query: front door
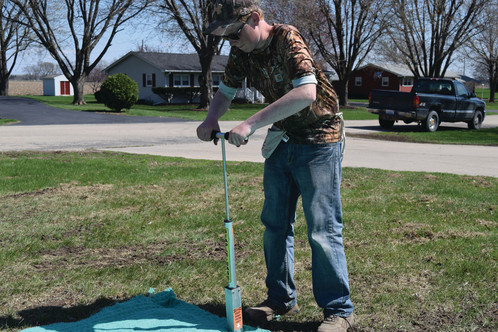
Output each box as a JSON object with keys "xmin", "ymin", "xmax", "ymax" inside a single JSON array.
[{"xmin": 60, "ymin": 81, "xmax": 70, "ymax": 95}]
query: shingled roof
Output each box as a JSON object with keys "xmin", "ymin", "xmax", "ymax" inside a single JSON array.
[
  {"xmin": 106, "ymin": 52, "xmax": 229, "ymax": 73},
  {"xmin": 356, "ymin": 63, "xmax": 459, "ymax": 79}
]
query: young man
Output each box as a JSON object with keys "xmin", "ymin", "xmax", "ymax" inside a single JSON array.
[{"xmin": 198, "ymin": 1, "xmax": 354, "ymax": 331}]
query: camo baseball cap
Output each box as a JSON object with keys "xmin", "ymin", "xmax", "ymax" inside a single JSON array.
[{"xmin": 204, "ymin": 0, "xmax": 261, "ymax": 36}]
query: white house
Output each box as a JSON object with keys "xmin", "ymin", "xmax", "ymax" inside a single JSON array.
[
  {"xmin": 43, "ymin": 75, "xmax": 73, "ymax": 96},
  {"xmin": 104, "ymin": 52, "xmax": 228, "ymax": 104},
  {"xmin": 104, "ymin": 52, "xmax": 264, "ymax": 104}
]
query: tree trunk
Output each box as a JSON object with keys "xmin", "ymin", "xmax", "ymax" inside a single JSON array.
[
  {"xmin": 0, "ymin": 54, "xmax": 9, "ymax": 96},
  {"xmin": 336, "ymin": 79, "xmax": 348, "ymax": 107},
  {"xmin": 490, "ymin": 64, "xmax": 497, "ymax": 103},
  {"xmin": 489, "ymin": 80, "xmax": 496, "ymax": 103},
  {"xmin": 0, "ymin": 76, "xmax": 8, "ymax": 96},
  {"xmin": 197, "ymin": 51, "xmax": 214, "ymax": 110},
  {"xmin": 71, "ymin": 75, "xmax": 87, "ymax": 105}
]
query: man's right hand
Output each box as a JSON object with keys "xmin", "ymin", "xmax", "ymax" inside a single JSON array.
[{"xmin": 196, "ymin": 119, "xmax": 221, "ymax": 144}]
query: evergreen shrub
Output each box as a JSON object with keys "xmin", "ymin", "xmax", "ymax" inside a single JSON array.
[{"xmin": 99, "ymin": 74, "xmax": 138, "ymax": 112}]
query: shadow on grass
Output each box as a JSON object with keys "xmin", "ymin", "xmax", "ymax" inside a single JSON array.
[{"xmin": 0, "ymin": 297, "xmax": 120, "ymax": 330}]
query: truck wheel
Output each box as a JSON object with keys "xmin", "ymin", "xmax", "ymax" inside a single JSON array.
[
  {"xmin": 468, "ymin": 110, "xmax": 483, "ymax": 130},
  {"xmin": 423, "ymin": 111, "xmax": 439, "ymax": 132},
  {"xmin": 379, "ymin": 118, "xmax": 395, "ymax": 129}
]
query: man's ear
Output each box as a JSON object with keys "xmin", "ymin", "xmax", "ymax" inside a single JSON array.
[{"xmin": 250, "ymin": 11, "xmax": 261, "ymax": 25}]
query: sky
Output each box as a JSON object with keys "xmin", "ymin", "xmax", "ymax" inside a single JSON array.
[{"xmin": 12, "ymin": 23, "xmax": 199, "ymax": 76}]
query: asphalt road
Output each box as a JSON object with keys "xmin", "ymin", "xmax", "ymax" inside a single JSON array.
[
  {"xmin": 0, "ymin": 96, "xmax": 186, "ymax": 125},
  {"xmin": 1, "ymin": 96, "xmax": 497, "ymax": 177}
]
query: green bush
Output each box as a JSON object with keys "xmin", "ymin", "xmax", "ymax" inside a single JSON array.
[
  {"xmin": 94, "ymin": 89, "xmax": 104, "ymax": 103},
  {"xmin": 99, "ymin": 74, "xmax": 138, "ymax": 112}
]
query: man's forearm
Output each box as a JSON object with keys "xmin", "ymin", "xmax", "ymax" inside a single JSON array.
[
  {"xmin": 197, "ymin": 90, "xmax": 233, "ymax": 142},
  {"xmin": 206, "ymin": 90, "xmax": 232, "ymax": 121},
  {"xmin": 245, "ymin": 83, "xmax": 316, "ymax": 132}
]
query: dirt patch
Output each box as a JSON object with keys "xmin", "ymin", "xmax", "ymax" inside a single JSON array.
[
  {"xmin": 3, "ymin": 186, "xmax": 60, "ymax": 199},
  {"xmin": 1, "ymin": 182, "xmax": 114, "ymax": 200},
  {"xmin": 462, "ymin": 176, "xmax": 495, "ymax": 188},
  {"xmin": 32, "ymin": 238, "xmax": 245, "ymax": 272},
  {"xmin": 412, "ymin": 304, "xmax": 498, "ymax": 331},
  {"xmin": 393, "ymin": 222, "xmax": 489, "ymax": 245}
]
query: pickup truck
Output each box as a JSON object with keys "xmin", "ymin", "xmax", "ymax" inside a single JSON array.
[{"xmin": 367, "ymin": 78, "xmax": 486, "ymax": 132}]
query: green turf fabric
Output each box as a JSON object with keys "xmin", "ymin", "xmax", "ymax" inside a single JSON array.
[{"xmin": 23, "ymin": 288, "xmax": 267, "ymax": 332}]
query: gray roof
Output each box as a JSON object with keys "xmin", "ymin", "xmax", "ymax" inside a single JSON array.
[{"xmin": 106, "ymin": 52, "xmax": 229, "ymax": 73}]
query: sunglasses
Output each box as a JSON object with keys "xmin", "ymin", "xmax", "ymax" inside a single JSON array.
[{"xmin": 223, "ymin": 22, "xmax": 247, "ymax": 41}]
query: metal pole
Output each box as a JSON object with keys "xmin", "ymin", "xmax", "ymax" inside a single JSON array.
[{"xmin": 215, "ymin": 132, "xmax": 243, "ymax": 332}]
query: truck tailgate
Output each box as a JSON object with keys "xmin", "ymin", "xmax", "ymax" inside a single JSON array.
[{"xmin": 369, "ymin": 90, "xmax": 413, "ymax": 110}]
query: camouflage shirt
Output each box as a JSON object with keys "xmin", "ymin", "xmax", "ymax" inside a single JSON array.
[{"xmin": 223, "ymin": 24, "xmax": 341, "ymax": 144}]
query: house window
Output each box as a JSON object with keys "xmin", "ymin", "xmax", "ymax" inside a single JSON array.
[
  {"xmin": 142, "ymin": 73, "xmax": 156, "ymax": 87},
  {"xmin": 402, "ymin": 77, "xmax": 413, "ymax": 86},
  {"xmin": 382, "ymin": 77, "xmax": 389, "ymax": 87},
  {"xmin": 355, "ymin": 77, "xmax": 362, "ymax": 87},
  {"xmin": 213, "ymin": 74, "xmax": 222, "ymax": 87},
  {"xmin": 174, "ymin": 74, "xmax": 190, "ymax": 87},
  {"xmin": 146, "ymin": 74, "xmax": 153, "ymax": 87}
]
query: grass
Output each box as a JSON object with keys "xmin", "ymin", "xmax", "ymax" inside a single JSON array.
[
  {"xmin": 475, "ymin": 88, "xmax": 498, "ymax": 110},
  {"xmin": 351, "ymin": 127, "xmax": 498, "ymax": 146},
  {"xmin": 0, "ymin": 151, "xmax": 496, "ymax": 331},
  {"xmin": 24, "ymin": 95, "xmax": 377, "ymax": 121},
  {"xmin": 0, "ymin": 119, "xmax": 18, "ymax": 125}
]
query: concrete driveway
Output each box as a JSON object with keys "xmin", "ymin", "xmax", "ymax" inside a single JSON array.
[{"xmin": 1, "ymin": 97, "xmax": 497, "ymax": 177}]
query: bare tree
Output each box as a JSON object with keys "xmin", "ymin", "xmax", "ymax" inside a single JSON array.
[
  {"xmin": 24, "ymin": 61, "xmax": 59, "ymax": 80},
  {"xmin": 87, "ymin": 61, "xmax": 108, "ymax": 94},
  {"xmin": 465, "ymin": 0, "xmax": 497, "ymax": 102},
  {"xmin": 0, "ymin": 0, "xmax": 31, "ymax": 95},
  {"xmin": 264, "ymin": 0, "xmax": 387, "ymax": 106},
  {"xmin": 262, "ymin": 0, "xmax": 329, "ymax": 68},
  {"xmin": 12, "ymin": 0, "xmax": 153, "ymax": 105},
  {"xmin": 158, "ymin": 0, "xmax": 221, "ymax": 109},
  {"xmin": 315, "ymin": 0, "xmax": 387, "ymax": 105},
  {"xmin": 386, "ymin": 0, "xmax": 489, "ymax": 79}
]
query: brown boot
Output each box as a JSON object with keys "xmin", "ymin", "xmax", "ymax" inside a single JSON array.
[
  {"xmin": 317, "ymin": 313, "xmax": 355, "ymax": 332},
  {"xmin": 244, "ymin": 299, "xmax": 300, "ymax": 323}
]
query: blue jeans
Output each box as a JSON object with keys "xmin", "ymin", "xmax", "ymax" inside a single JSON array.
[{"xmin": 261, "ymin": 141, "xmax": 354, "ymax": 317}]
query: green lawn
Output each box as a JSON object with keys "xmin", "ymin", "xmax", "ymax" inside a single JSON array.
[
  {"xmin": 0, "ymin": 119, "xmax": 18, "ymax": 125},
  {"xmin": 475, "ymin": 88, "xmax": 498, "ymax": 110},
  {"xmin": 351, "ymin": 127, "xmax": 498, "ymax": 146},
  {"xmin": 23, "ymin": 95, "xmax": 377, "ymax": 121},
  {"xmin": 0, "ymin": 151, "xmax": 496, "ymax": 331}
]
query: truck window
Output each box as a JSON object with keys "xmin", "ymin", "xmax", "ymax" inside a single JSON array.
[
  {"xmin": 414, "ymin": 79, "xmax": 455, "ymax": 95},
  {"xmin": 438, "ymin": 82, "xmax": 453, "ymax": 95},
  {"xmin": 414, "ymin": 80, "xmax": 433, "ymax": 93},
  {"xmin": 454, "ymin": 81, "xmax": 468, "ymax": 97}
]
